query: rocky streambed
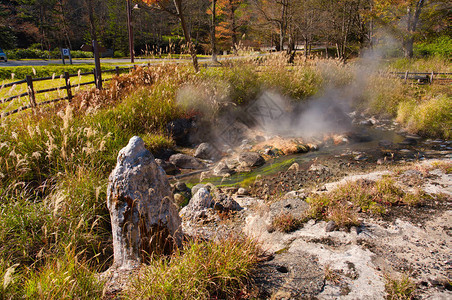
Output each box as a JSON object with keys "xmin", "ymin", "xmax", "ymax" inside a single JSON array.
[{"xmin": 164, "ymin": 114, "xmax": 451, "ymax": 299}]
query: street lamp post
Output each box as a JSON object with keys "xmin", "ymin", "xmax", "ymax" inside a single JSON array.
[{"xmin": 127, "ymin": 0, "xmax": 134, "ymax": 63}]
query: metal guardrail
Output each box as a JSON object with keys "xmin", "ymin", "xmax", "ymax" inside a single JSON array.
[{"xmin": 0, "ymin": 66, "xmax": 132, "ymax": 117}]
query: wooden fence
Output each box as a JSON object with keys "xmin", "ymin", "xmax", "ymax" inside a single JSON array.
[
  {"xmin": 389, "ymin": 71, "xmax": 452, "ymax": 84},
  {"xmin": 0, "ymin": 66, "xmax": 132, "ymax": 117}
]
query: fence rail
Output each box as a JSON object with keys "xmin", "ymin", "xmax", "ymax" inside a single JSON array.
[
  {"xmin": 388, "ymin": 71, "xmax": 452, "ymax": 84},
  {"xmin": 0, "ymin": 66, "xmax": 132, "ymax": 117}
]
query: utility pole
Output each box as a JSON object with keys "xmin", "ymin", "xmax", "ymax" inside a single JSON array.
[{"xmin": 127, "ymin": 0, "xmax": 134, "ymax": 63}]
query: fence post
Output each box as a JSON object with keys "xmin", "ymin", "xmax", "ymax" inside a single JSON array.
[
  {"xmin": 430, "ymin": 71, "xmax": 434, "ymax": 84},
  {"xmin": 93, "ymin": 68, "xmax": 97, "ymax": 88},
  {"xmin": 92, "ymin": 40, "xmax": 102, "ymax": 89},
  {"xmin": 116, "ymin": 66, "xmax": 120, "ymax": 76},
  {"xmin": 26, "ymin": 75, "xmax": 36, "ymax": 108},
  {"xmin": 64, "ymin": 72, "xmax": 72, "ymax": 101},
  {"xmin": 404, "ymin": 71, "xmax": 408, "ymax": 83}
]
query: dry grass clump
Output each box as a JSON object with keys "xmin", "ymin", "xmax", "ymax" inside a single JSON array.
[
  {"xmin": 271, "ymin": 213, "xmax": 304, "ymax": 233},
  {"xmin": 307, "ymin": 177, "xmax": 427, "ymax": 228},
  {"xmin": 384, "ymin": 272, "xmax": 416, "ymax": 300},
  {"xmin": 126, "ymin": 237, "xmax": 260, "ymax": 300}
]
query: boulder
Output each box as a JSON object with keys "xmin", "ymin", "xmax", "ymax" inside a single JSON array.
[
  {"xmin": 169, "ymin": 153, "xmax": 206, "ymax": 170},
  {"xmin": 238, "ymin": 152, "xmax": 265, "ymax": 168},
  {"xmin": 194, "ymin": 142, "xmax": 220, "ymax": 160},
  {"xmin": 179, "ymin": 188, "xmax": 214, "ymax": 220},
  {"xmin": 107, "ymin": 136, "xmax": 182, "ymax": 270}
]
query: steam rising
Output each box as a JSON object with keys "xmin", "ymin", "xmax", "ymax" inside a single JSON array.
[{"xmin": 175, "ymin": 45, "xmax": 391, "ymax": 148}]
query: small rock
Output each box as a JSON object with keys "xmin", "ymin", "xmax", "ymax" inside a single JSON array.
[
  {"xmin": 215, "ymin": 193, "xmax": 242, "ymax": 211},
  {"xmin": 222, "ymin": 186, "xmax": 239, "ymax": 195},
  {"xmin": 238, "ymin": 152, "xmax": 265, "ymax": 168},
  {"xmin": 377, "ymin": 158, "xmax": 386, "ymax": 165},
  {"xmin": 287, "ymin": 163, "xmax": 300, "ymax": 172},
  {"xmin": 309, "ymin": 164, "xmax": 329, "ymax": 172},
  {"xmin": 194, "ymin": 142, "xmax": 220, "ymax": 160},
  {"xmin": 359, "ymin": 119, "xmax": 374, "ymax": 126},
  {"xmin": 191, "ymin": 184, "xmax": 208, "ymax": 196},
  {"xmin": 213, "ymin": 202, "xmax": 224, "ymax": 211},
  {"xmin": 169, "ymin": 153, "xmax": 206, "ymax": 170},
  {"xmin": 284, "ymin": 190, "xmax": 306, "ymax": 200},
  {"xmin": 173, "ymin": 193, "xmax": 186, "ymax": 206},
  {"xmin": 155, "ymin": 158, "xmax": 178, "ymax": 175},
  {"xmin": 264, "ymin": 148, "xmax": 274, "ymax": 156},
  {"xmin": 213, "ymin": 161, "xmax": 233, "ymax": 176},
  {"xmin": 174, "ymin": 182, "xmax": 188, "ymax": 192},
  {"xmin": 378, "ymin": 140, "xmax": 393, "ymax": 148},
  {"xmin": 325, "ymin": 220, "xmax": 338, "ymax": 232},
  {"xmin": 179, "ymin": 188, "xmax": 214, "ymax": 220},
  {"xmin": 237, "ymin": 187, "xmax": 249, "ymax": 196},
  {"xmin": 354, "ymin": 154, "xmax": 368, "ymax": 161},
  {"xmin": 399, "ymin": 137, "xmax": 418, "ymax": 146}
]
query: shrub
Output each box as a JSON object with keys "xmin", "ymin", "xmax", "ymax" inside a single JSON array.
[
  {"xmin": 114, "ymin": 50, "xmax": 125, "ymax": 58},
  {"xmin": 415, "ymin": 36, "xmax": 452, "ymax": 58}
]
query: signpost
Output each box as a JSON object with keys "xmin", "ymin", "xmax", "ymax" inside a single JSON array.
[{"xmin": 61, "ymin": 48, "xmax": 72, "ymax": 65}]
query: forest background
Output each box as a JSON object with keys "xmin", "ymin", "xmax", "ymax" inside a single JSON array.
[{"xmin": 1, "ymin": 0, "xmax": 451, "ymax": 60}]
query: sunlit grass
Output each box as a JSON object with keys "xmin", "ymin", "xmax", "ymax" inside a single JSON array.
[
  {"xmin": 126, "ymin": 237, "xmax": 260, "ymax": 300},
  {"xmin": 307, "ymin": 176, "xmax": 429, "ymax": 228}
]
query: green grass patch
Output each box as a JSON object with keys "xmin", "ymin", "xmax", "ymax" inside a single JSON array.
[
  {"xmin": 397, "ymin": 94, "xmax": 452, "ymax": 139},
  {"xmin": 126, "ymin": 237, "xmax": 260, "ymax": 299},
  {"xmin": 384, "ymin": 273, "xmax": 416, "ymax": 300},
  {"xmin": 24, "ymin": 247, "xmax": 104, "ymax": 299}
]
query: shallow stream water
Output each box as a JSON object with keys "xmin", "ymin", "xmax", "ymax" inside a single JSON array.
[{"xmin": 179, "ymin": 123, "xmax": 451, "ymax": 187}]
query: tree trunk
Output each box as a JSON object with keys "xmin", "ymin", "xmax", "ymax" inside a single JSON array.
[
  {"xmin": 403, "ymin": 36, "xmax": 414, "ymax": 58},
  {"xmin": 173, "ymin": 0, "xmax": 199, "ymax": 72},
  {"xmin": 211, "ymin": 0, "xmax": 217, "ymax": 62},
  {"xmin": 279, "ymin": 22, "xmax": 285, "ymax": 52},
  {"xmin": 402, "ymin": 0, "xmax": 424, "ymax": 58},
  {"xmin": 230, "ymin": 0, "xmax": 237, "ymax": 54}
]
